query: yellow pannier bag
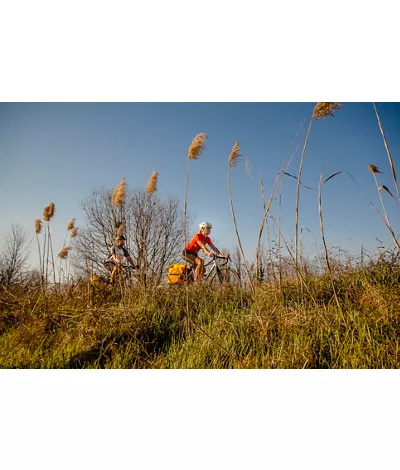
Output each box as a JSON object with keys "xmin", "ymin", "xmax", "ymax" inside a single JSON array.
[{"xmin": 167, "ymin": 264, "xmax": 187, "ymax": 284}]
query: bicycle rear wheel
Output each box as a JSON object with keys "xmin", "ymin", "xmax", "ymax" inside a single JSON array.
[{"xmin": 208, "ymin": 267, "xmax": 241, "ymax": 288}]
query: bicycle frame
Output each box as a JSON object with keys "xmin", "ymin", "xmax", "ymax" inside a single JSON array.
[{"xmin": 184, "ymin": 255, "xmax": 229, "ymax": 283}]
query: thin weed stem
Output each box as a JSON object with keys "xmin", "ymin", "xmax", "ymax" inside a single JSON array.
[{"xmin": 373, "ymin": 103, "xmax": 399, "ymax": 199}]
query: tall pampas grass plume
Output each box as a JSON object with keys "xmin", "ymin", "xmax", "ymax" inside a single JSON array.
[
  {"xmin": 43, "ymin": 202, "xmax": 55, "ymax": 221},
  {"xmin": 188, "ymin": 133, "xmax": 208, "ymax": 160},
  {"xmin": 146, "ymin": 171, "xmax": 159, "ymax": 194},
  {"xmin": 67, "ymin": 218, "xmax": 75, "ymax": 231},
  {"xmin": 312, "ymin": 102, "xmax": 343, "ymax": 120},
  {"xmin": 368, "ymin": 164, "xmax": 382, "ymax": 174},
  {"xmin": 35, "ymin": 219, "xmax": 42, "ymax": 234},
  {"xmin": 112, "ymin": 177, "xmax": 127, "ymax": 206},
  {"xmin": 228, "ymin": 141, "xmax": 241, "ymax": 168},
  {"xmin": 58, "ymin": 246, "xmax": 71, "ymax": 259}
]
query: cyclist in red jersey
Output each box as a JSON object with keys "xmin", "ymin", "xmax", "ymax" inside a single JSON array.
[{"xmin": 183, "ymin": 221, "xmax": 228, "ymax": 281}]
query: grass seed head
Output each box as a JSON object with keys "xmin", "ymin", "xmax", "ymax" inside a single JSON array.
[
  {"xmin": 43, "ymin": 202, "xmax": 55, "ymax": 221},
  {"xmin": 188, "ymin": 133, "xmax": 208, "ymax": 160},
  {"xmin": 228, "ymin": 141, "xmax": 241, "ymax": 168},
  {"xmin": 58, "ymin": 246, "xmax": 71, "ymax": 259},
  {"xmin": 116, "ymin": 224, "xmax": 125, "ymax": 237},
  {"xmin": 112, "ymin": 177, "xmax": 127, "ymax": 206},
  {"xmin": 312, "ymin": 102, "xmax": 342, "ymax": 120},
  {"xmin": 35, "ymin": 219, "xmax": 42, "ymax": 234},
  {"xmin": 146, "ymin": 171, "xmax": 159, "ymax": 194},
  {"xmin": 67, "ymin": 218, "xmax": 75, "ymax": 231},
  {"xmin": 368, "ymin": 164, "xmax": 382, "ymax": 174},
  {"xmin": 71, "ymin": 227, "xmax": 78, "ymax": 238}
]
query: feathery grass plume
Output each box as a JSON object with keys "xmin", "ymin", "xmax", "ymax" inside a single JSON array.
[
  {"xmin": 146, "ymin": 171, "xmax": 159, "ymax": 194},
  {"xmin": 228, "ymin": 141, "xmax": 241, "ymax": 168},
  {"xmin": 71, "ymin": 227, "xmax": 78, "ymax": 238},
  {"xmin": 67, "ymin": 218, "xmax": 75, "ymax": 231},
  {"xmin": 373, "ymin": 103, "xmax": 399, "ymax": 199},
  {"xmin": 188, "ymin": 133, "xmax": 208, "ymax": 160},
  {"xmin": 112, "ymin": 177, "xmax": 127, "ymax": 206},
  {"xmin": 58, "ymin": 246, "xmax": 71, "ymax": 259},
  {"xmin": 368, "ymin": 164, "xmax": 382, "ymax": 174},
  {"xmin": 312, "ymin": 102, "xmax": 343, "ymax": 120},
  {"xmin": 116, "ymin": 224, "xmax": 125, "ymax": 237},
  {"xmin": 35, "ymin": 219, "xmax": 42, "ymax": 234},
  {"xmin": 43, "ymin": 202, "xmax": 55, "ymax": 221}
]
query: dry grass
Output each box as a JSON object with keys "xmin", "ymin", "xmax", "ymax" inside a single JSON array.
[
  {"xmin": 1, "ymin": 263, "xmax": 399, "ymax": 368},
  {"xmin": 112, "ymin": 177, "xmax": 127, "ymax": 206},
  {"xmin": 58, "ymin": 246, "xmax": 71, "ymax": 259},
  {"xmin": 368, "ymin": 164, "xmax": 382, "ymax": 174},
  {"xmin": 71, "ymin": 228, "xmax": 78, "ymax": 238},
  {"xmin": 146, "ymin": 171, "xmax": 159, "ymax": 194},
  {"xmin": 228, "ymin": 140, "xmax": 241, "ymax": 168},
  {"xmin": 35, "ymin": 219, "xmax": 42, "ymax": 234},
  {"xmin": 43, "ymin": 202, "xmax": 55, "ymax": 221},
  {"xmin": 312, "ymin": 102, "xmax": 343, "ymax": 120},
  {"xmin": 188, "ymin": 133, "xmax": 208, "ymax": 160},
  {"xmin": 67, "ymin": 218, "xmax": 75, "ymax": 231}
]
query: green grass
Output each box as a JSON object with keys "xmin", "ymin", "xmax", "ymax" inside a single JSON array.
[{"xmin": 1, "ymin": 264, "xmax": 399, "ymax": 368}]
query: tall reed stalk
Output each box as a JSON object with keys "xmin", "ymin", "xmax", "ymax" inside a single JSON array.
[
  {"xmin": 256, "ymin": 119, "xmax": 306, "ymax": 286},
  {"xmin": 35, "ymin": 219, "xmax": 43, "ymax": 287},
  {"xmin": 184, "ymin": 133, "xmax": 208, "ymax": 333},
  {"xmin": 318, "ymin": 171, "xmax": 344, "ymax": 315},
  {"xmin": 347, "ymin": 171, "xmax": 400, "ymax": 252},
  {"xmin": 184, "ymin": 133, "xmax": 208, "ymax": 249},
  {"xmin": 42, "ymin": 202, "xmax": 56, "ymax": 287},
  {"xmin": 144, "ymin": 171, "xmax": 159, "ymax": 287},
  {"xmin": 294, "ymin": 103, "xmax": 342, "ymax": 270},
  {"xmin": 368, "ymin": 165, "xmax": 400, "ymax": 251},
  {"xmin": 227, "ymin": 141, "xmax": 254, "ymax": 292},
  {"xmin": 58, "ymin": 218, "xmax": 78, "ymax": 282},
  {"xmin": 373, "ymin": 103, "xmax": 399, "ymax": 200}
]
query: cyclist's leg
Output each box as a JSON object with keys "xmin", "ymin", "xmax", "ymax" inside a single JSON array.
[
  {"xmin": 195, "ymin": 257, "xmax": 205, "ymax": 281},
  {"xmin": 110, "ymin": 263, "xmax": 122, "ymax": 283},
  {"xmin": 182, "ymin": 250, "xmax": 198, "ymax": 282}
]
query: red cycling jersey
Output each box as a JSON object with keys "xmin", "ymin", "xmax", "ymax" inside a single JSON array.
[{"xmin": 185, "ymin": 233, "xmax": 211, "ymax": 254}]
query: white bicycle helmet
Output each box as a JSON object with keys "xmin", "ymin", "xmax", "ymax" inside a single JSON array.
[{"xmin": 199, "ymin": 221, "xmax": 212, "ymax": 230}]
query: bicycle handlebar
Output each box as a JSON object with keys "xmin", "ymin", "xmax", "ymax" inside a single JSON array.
[{"xmin": 204, "ymin": 254, "xmax": 230, "ymax": 267}]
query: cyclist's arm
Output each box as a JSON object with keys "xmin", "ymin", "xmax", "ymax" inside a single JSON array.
[
  {"xmin": 208, "ymin": 242, "xmax": 227, "ymax": 258},
  {"xmin": 197, "ymin": 241, "xmax": 213, "ymax": 257}
]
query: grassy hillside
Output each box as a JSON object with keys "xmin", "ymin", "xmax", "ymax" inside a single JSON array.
[{"xmin": 1, "ymin": 262, "xmax": 399, "ymax": 369}]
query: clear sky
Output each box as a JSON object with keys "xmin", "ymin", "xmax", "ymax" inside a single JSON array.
[{"xmin": 1, "ymin": 102, "xmax": 399, "ymax": 268}]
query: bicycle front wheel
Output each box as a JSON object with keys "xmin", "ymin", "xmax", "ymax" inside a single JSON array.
[{"xmin": 208, "ymin": 267, "xmax": 241, "ymax": 288}]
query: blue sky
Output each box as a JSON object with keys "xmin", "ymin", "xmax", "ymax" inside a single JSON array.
[{"xmin": 1, "ymin": 102, "xmax": 399, "ymax": 267}]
